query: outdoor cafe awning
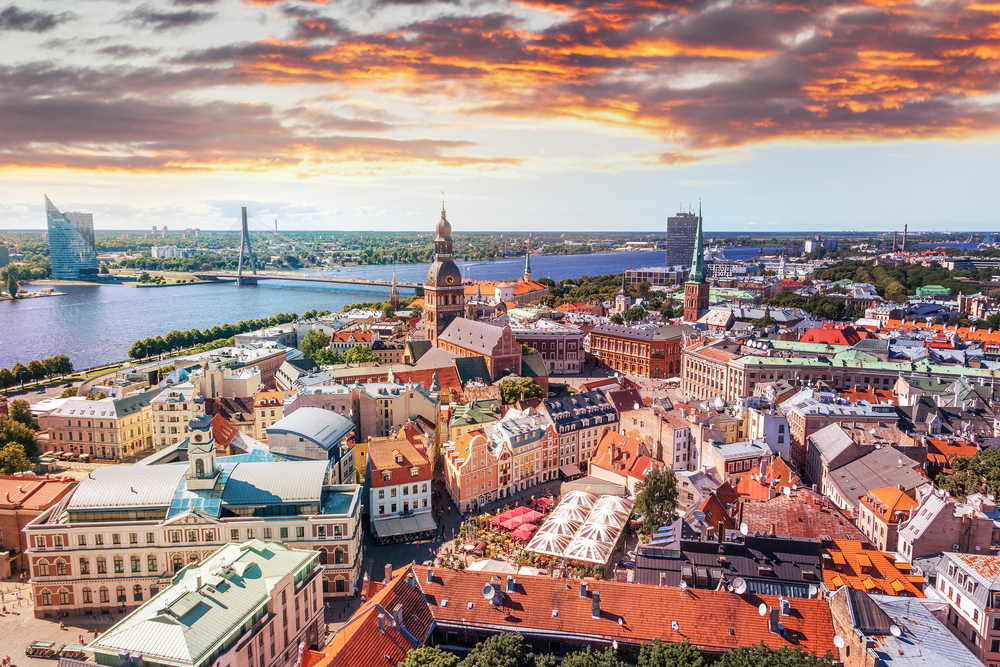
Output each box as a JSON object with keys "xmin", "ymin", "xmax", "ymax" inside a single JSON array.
[
  {"xmin": 560, "ymin": 465, "xmax": 581, "ymax": 478},
  {"xmin": 371, "ymin": 513, "xmax": 437, "ymax": 538}
]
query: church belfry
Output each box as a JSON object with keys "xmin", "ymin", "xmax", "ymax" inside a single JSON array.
[
  {"xmin": 425, "ymin": 202, "xmax": 465, "ymax": 347},
  {"xmin": 683, "ymin": 204, "xmax": 710, "ymax": 323},
  {"xmin": 186, "ymin": 415, "xmax": 219, "ymax": 490}
]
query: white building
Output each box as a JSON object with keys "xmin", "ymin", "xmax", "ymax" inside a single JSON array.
[
  {"xmin": 25, "ymin": 417, "xmax": 363, "ymax": 619},
  {"xmin": 151, "ymin": 383, "xmax": 204, "ymax": 449}
]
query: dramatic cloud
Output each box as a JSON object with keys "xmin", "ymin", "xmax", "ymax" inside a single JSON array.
[
  {"xmin": 124, "ymin": 5, "xmax": 216, "ymax": 31},
  {"xmin": 6, "ymin": 0, "xmax": 1000, "ymax": 176},
  {"xmin": 0, "ymin": 4, "xmax": 72, "ymax": 32}
]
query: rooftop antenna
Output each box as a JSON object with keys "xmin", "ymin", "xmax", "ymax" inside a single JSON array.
[{"xmin": 441, "ymin": 190, "xmax": 445, "ymax": 213}]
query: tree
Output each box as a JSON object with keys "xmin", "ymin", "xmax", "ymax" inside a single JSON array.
[
  {"xmin": 11, "ymin": 363, "xmax": 28, "ymax": 385},
  {"xmin": 562, "ymin": 647, "xmax": 627, "ymax": 667},
  {"xmin": 500, "ymin": 377, "xmax": 545, "ymax": 405},
  {"xmin": 622, "ymin": 306, "xmax": 646, "ymax": 322},
  {"xmin": 300, "ymin": 330, "xmax": 332, "ymax": 359},
  {"xmin": 753, "ymin": 309, "xmax": 777, "ymax": 328},
  {"xmin": 0, "ymin": 414, "xmax": 37, "ymax": 457},
  {"xmin": 638, "ymin": 640, "xmax": 704, "ymax": 667},
  {"xmin": 633, "ymin": 464, "xmax": 679, "ymax": 534},
  {"xmin": 0, "ymin": 368, "xmax": 13, "ymax": 389},
  {"xmin": 410, "ymin": 304, "xmax": 423, "ymax": 318},
  {"xmin": 99, "ymin": 265, "xmax": 109, "ymax": 274},
  {"xmin": 343, "ymin": 344, "xmax": 380, "ymax": 364},
  {"xmin": 609, "ymin": 313, "xmax": 624, "ymax": 325},
  {"xmin": 716, "ymin": 643, "xmax": 836, "ymax": 667},
  {"xmin": 27, "ymin": 360, "xmax": 45, "ymax": 381},
  {"xmin": 936, "ymin": 448, "xmax": 1000, "ymax": 500},
  {"xmin": 60, "ymin": 387, "xmax": 78, "ymax": 398},
  {"xmin": 6, "ymin": 275, "xmax": 17, "ymax": 299},
  {"xmin": 311, "ymin": 348, "xmax": 343, "ymax": 365},
  {"xmin": 521, "ymin": 343, "xmax": 540, "ymax": 355},
  {"xmin": 0, "ymin": 444, "xmax": 30, "ymax": 475},
  {"xmin": 8, "ymin": 399, "xmax": 36, "ymax": 430},
  {"xmin": 458, "ymin": 633, "xmax": 536, "ymax": 667},
  {"xmin": 399, "ymin": 646, "xmax": 460, "ymax": 667},
  {"xmin": 95, "ymin": 391, "xmax": 107, "ymax": 400},
  {"xmin": 44, "ymin": 355, "xmax": 72, "ymax": 377}
]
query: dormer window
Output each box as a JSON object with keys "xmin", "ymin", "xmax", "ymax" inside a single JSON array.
[
  {"xmin": 410, "ymin": 467, "xmax": 419, "ymax": 477},
  {"xmin": 382, "ymin": 471, "xmax": 392, "ymax": 481}
]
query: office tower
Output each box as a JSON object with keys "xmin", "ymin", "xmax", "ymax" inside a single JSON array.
[
  {"xmin": 664, "ymin": 211, "xmax": 698, "ymax": 268},
  {"xmin": 45, "ymin": 196, "xmax": 98, "ymax": 280}
]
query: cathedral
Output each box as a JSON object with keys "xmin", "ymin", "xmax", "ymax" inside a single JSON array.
[{"xmin": 424, "ymin": 204, "xmax": 465, "ymax": 346}]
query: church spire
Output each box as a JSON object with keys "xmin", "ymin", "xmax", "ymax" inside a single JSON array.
[
  {"xmin": 687, "ymin": 201, "xmax": 706, "ymax": 284},
  {"xmin": 524, "ymin": 246, "xmax": 532, "ymax": 282}
]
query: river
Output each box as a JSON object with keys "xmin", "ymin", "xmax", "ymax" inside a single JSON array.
[{"xmin": 1, "ymin": 249, "xmax": 705, "ymax": 370}]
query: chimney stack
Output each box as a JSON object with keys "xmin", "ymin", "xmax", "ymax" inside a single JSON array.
[
  {"xmin": 393, "ymin": 603, "xmax": 404, "ymax": 628},
  {"xmin": 384, "ymin": 563, "xmax": 393, "ymax": 584},
  {"xmin": 902, "ymin": 224, "xmax": 908, "ymax": 252},
  {"xmin": 892, "ymin": 231, "xmax": 898, "ymax": 253}
]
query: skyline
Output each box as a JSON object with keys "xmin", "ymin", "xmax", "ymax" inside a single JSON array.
[{"xmin": 1, "ymin": 0, "xmax": 1000, "ymax": 231}]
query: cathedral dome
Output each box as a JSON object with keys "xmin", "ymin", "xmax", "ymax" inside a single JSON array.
[
  {"xmin": 436, "ymin": 208, "xmax": 452, "ymax": 240},
  {"xmin": 427, "ymin": 260, "xmax": 462, "ymax": 287}
]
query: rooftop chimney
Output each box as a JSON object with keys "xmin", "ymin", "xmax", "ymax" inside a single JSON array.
[
  {"xmin": 393, "ymin": 603, "xmax": 404, "ymax": 628},
  {"xmin": 426, "ymin": 568, "xmax": 434, "ymax": 584},
  {"xmin": 591, "ymin": 591, "xmax": 601, "ymax": 619},
  {"xmin": 659, "ymin": 572, "xmax": 667, "ymax": 586},
  {"xmin": 384, "ymin": 563, "xmax": 393, "ymax": 584}
]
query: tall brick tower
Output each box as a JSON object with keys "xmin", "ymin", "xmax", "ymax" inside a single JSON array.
[
  {"xmin": 425, "ymin": 203, "xmax": 465, "ymax": 346},
  {"xmin": 683, "ymin": 204, "xmax": 709, "ymax": 323}
]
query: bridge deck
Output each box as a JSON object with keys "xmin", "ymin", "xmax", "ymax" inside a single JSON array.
[{"xmin": 194, "ymin": 271, "xmax": 422, "ymax": 290}]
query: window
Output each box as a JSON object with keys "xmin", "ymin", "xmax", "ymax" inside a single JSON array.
[
  {"xmin": 205, "ymin": 530, "xmax": 214, "ymax": 541},
  {"xmin": 78, "ymin": 535, "xmax": 87, "ymax": 547},
  {"xmin": 247, "ymin": 528, "xmax": 256, "ymax": 540},
  {"xmin": 231, "ymin": 529, "xmax": 240, "ymax": 541},
  {"xmin": 114, "ymin": 556, "xmax": 124, "ymax": 574},
  {"xmin": 59, "ymin": 589, "xmax": 69, "ymax": 605},
  {"xmin": 187, "ymin": 530, "xmax": 197, "ymax": 542},
  {"xmin": 171, "ymin": 531, "xmax": 181, "ymax": 543},
  {"xmin": 41, "ymin": 589, "xmax": 51, "ymax": 606},
  {"xmin": 80, "ymin": 558, "xmax": 90, "ymax": 575},
  {"xmin": 334, "ymin": 524, "xmax": 343, "ymax": 537},
  {"xmin": 37, "ymin": 535, "xmax": 46, "ymax": 550},
  {"xmin": 112, "ymin": 533, "xmax": 121, "ymax": 545},
  {"xmin": 173, "ymin": 555, "xmax": 184, "ymax": 571},
  {"xmin": 280, "ymin": 527, "xmax": 289, "ymax": 539},
  {"xmin": 131, "ymin": 556, "xmax": 141, "ymax": 573},
  {"xmin": 147, "ymin": 532, "xmax": 155, "ymax": 544},
  {"xmin": 117, "ymin": 586, "xmax": 126, "ymax": 603},
  {"xmin": 129, "ymin": 532, "xmax": 138, "ymax": 545},
  {"xmin": 56, "ymin": 559, "xmax": 66, "ymax": 576},
  {"xmin": 263, "ymin": 528, "xmax": 272, "ymax": 540},
  {"xmin": 992, "ymin": 640, "xmax": 1000, "ymax": 653},
  {"xmin": 133, "ymin": 585, "xmax": 143, "ymax": 602},
  {"xmin": 335, "ymin": 548, "xmax": 345, "ymax": 565},
  {"xmin": 296, "ymin": 527, "xmax": 305, "ymax": 538},
  {"xmin": 38, "ymin": 561, "xmax": 49, "ymax": 577},
  {"xmin": 99, "ymin": 587, "xmax": 109, "ymax": 604},
  {"xmin": 83, "ymin": 587, "xmax": 92, "ymax": 604},
  {"xmin": 148, "ymin": 555, "xmax": 157, "ymax": 572},
  {"xmin": 95, "ymin": 534, "xmax": 104, "ymax": 546},
  {"xmin": 97, "ymin": 557, "xmax": 107, "ymax": 574}
]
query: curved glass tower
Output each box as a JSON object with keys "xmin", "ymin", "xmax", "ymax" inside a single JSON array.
[{"xmin": 45, "ymin": 195, "xmax": 98, "ymax": 280}]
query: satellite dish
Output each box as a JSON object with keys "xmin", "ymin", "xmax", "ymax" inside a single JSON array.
[
  {"xmin": 758, "ymin": 603, "xmax": 768, "ymax": 617},
  {"xmin": 618, "ymin": 617, "xmax": 624, "ymax": 626},
  {"xmin": 671, "ymin": 621, "xmax": 679, "ymax": 631},
  {"xmin": 740, "ymin": 523, "xmax": 749, "ymax": 536},
  {"xmin": 733, "ymin": 578, "xmax": 747, "ymax": 595},
  {"xmin": 890, "ymin": 625, "xmax": 902, "ymax": 637},
  {"xmin": 782, "ymin": 486, "xmax": 791, "ymax": 497},
  {"xmin": 633, "ymin": 402, "xmax": 640, "ymax": 411},
  {"xmin": 792, "ymin": 484, "xmax": 798, "ymax": 491},
  {"xmin": 482, "ymin": 584, "xmax": 495, "ymax": 601},
  {"xmin": 679, "ymin": 580, "xmax": 688, "ymax": 590},
  {"xmin": 727, "ymin": 585, "xmax": 734, "ymax": 592},
  {"xmin": 612, "ymin": 640, "xmax": 618, "ymax": 649},
  {"xmin": 833, "ymin": 636, "xmax": 845, "ymax": 649},
  {"xmin": 808, "ymin": 585, "xmax": 818, "ymax": 598}
]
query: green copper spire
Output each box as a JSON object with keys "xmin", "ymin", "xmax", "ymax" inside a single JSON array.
[
  {"xmin": 524, "ymin": 246, "xmax": 531, "ymax": 278},
  {"xmin": 687, "ymin": 203, "xmax": 706, "ymax": 284}
]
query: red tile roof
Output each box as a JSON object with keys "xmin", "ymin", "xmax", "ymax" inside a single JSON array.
[
  {"xmin": 414, "ymin": 566, "xmax": 840, "ymax": 658},
  {"xmin": 368, "ymin": 435, "xmax": 432, "ymax": 488},
  {"xmin": 394, "ymin": 366, "xmax": 462, "ymax": 394},
  {"xmin": 797, "ymin": 324, "xmax": 866, "ymax": 346},
  {"xmin": 590, "ymin": 431, "xmax": 657, "ymax": 481},
  {"xmin": 0, "ymin": 475, "xmax": 76, "ymax": 511},
  {"xmin": 209, "ymin": 414, "xmax": 241, "ymax": 449},
  {"xmin": 740, "ymin": 489, "xmax": 867, "ymax": 543},
  {"xmin": 822, "ymin": 539, "xmax": 924, "ymax": 598}
]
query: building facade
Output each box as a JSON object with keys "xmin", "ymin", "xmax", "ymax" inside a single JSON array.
[
  {"xmin": 508, "ymin": 320, "xmax": 585, "ymax": 375},
  {"xmin": 541, "ymin": 390, "xmax": 619, "ymax": 475},
  {"xmin": 42, "ymin": 388, "xmax": 160, "ymax": 460},
  {"xmin": 936, "ymin": 553, "xmax": 1000, "ymax": 666},
  {"xmin": 442, "ymin": 428, "xmax": 504, "ymax": 513},
  {"xmin": 664, "ymin": 211, "xmax": 699, "ymax": 268},
  {"xmin": 25, "ymin": 421, "xmax": 363, "ymax": 618},
  {"xmin": 587, "ymin": 323, "xmax": 687, "ymax": 378},
  {"xmin": 151, "ymin": 383, "xmax": 205, "ymax": 450},
  {"xmin": 45, "ymin": 195, "xmax": 98, "ymax": 280},
  {"xmin": 367, "ymin": 433, "xmax": 435, "ymax": 543}
]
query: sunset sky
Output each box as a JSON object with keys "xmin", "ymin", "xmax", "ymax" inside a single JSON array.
[{"xmin": 2, "ymin": 0, "xmax": 1000, "ymax": 232}]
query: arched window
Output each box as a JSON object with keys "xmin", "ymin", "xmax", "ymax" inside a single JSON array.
[
  {"xmin": 195, "ymin": 459, "xmax": 204, "ymax": 476},
  {"xmin": 83, "ymin": 587, "xmax": 92, "ymax": 604},
  {"xmin": 97, "ymin": 557, "xmax": 107, "ymax": 574},
  {"xmin": 58, "ymin": 589, "xmax": 69, "ymax": 605},
  {"xmin": 189, "ymin": 554, "xmax": 199, "ymax": 564},
  {"xmin": 133, "ymin": 585, "xmax": 143, "ymax": 602},
  {"xmin": 41, "ymin": 589, "xmax": 52, "ymax": 606},
  {"xmin": 335, "ymin": 577, "xmax": 345, "ymax": 593},
  {"xmin": 114, "ymin": 556, "xmax": 124, "ymax": 574},
  {"xmin": 131, "ymin": 556, "xmax": 141, "ymax": 573},
  {"xmin": 56, "ymin": 559, "xmax": 66, "ymax": 576},
  {"xmin": 99, "ymin": 587, "xmax": 109, "ymax": 603},
  {"xmin": 318, "ymin": 549, "xmax": 328, "ymax": 565},
  {"xmin": 116, "ymin": 586, "xmax": 126, "ymax": 603},
  {"xmin": 334, "ymin": 548, "xmax": 345, "ymax": 565},
  {"xmin": 149, "ymin": 585, "xmax": 159, "ymax": 597},
  {"xmin": 173, "ymin": 555, "xmax": 183, "ymax": 572},
  {"xmin": 37, "ymin": 560, "xmax": 49, "ymax": 577},
  {"xmin": 80, "ymin": 557, "xmax": 90, "ymax": 575},
  {"xmin": 148, "ymin": 555, "xmax": 157, "ymax": 572}
]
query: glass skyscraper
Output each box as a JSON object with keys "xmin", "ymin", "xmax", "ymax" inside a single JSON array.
[{"xmin": 45, "ymin": 195, "xmax": 98, "ymax": 280}]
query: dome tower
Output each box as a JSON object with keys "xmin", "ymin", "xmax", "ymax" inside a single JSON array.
[{"xmin": 425, "ymin": 202, "xmax": 465, "ymax": 346}]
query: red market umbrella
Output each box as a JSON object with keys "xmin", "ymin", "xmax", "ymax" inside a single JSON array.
[
  {"xmin": 501, "ymin": 518, "xmax": 523, "ymax": 531},
  {"xmin": 512, "ymin": 523, "xmax": 537, "ymax": 540},
  {"xmin": 509, "ymin": 507, "xmax": 533, "ymax": 518},
  {"xmin": 533, "ymin": 497, "xmax": 553, "ymax": 510},
  {"xmin": 520, "ymin": 509, "xmax": 544, "ymax": 523}
]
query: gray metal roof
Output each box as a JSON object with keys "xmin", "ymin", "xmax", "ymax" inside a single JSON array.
[
  {"xmin": 68, "ymin": 465, "xmax": 187, "ymax": 511},
  {"xmin": 828, "ymin": 447, "xmax": 927, "ymax": 511},
  {"xmin": 222, "ymin": 460, "xmax": 328, "ymax": 505},
  {"xmin": 266, "ymin": 407, "xmax": 354, "ymax": 450},
  {"xmin": 863, "ymin": 593, "xmax": 984, "ymax": 667}
]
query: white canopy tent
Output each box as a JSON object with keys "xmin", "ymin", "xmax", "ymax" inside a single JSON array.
[{"xmin": 524, "ymin": 494, "xmax": 634, "ymax": 565}]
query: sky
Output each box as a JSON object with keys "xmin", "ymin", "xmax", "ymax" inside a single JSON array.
[{"xmin": 1, "ymin": 0, "xmax": 1000, "ymax": 233}]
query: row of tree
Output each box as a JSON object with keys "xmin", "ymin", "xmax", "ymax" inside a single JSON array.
[
  {"xmin": 0, "ymin": 355, "xmax": 74, "ymax": 389},
  {"xmin": 127, "ymin": 313, "xmax": 298, "ymax": 359},
  {"xmin": 0, "ymin": 399, "xmax": 37, "ymax": 473},
  {"xmin": 398, "ymin": 633, "xmax": 835, "ymax": 667}
]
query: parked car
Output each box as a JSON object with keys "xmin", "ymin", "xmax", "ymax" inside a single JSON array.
[
  {"xmin": 58, "ymin": 646, "xmax": 88, "ymax": 660},
  {"xmin": 618, "ymin": 560, "xmax": 636, "ymax": 569}
]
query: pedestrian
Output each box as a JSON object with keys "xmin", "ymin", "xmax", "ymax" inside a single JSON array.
[{"xmin": 79, "ymin": 635, "xmax": 84, "ymax": 645}]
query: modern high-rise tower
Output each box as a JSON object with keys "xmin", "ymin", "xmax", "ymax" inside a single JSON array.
[
  {"xmin": 45, "ymin": 196, "xmax": 98, "ymax": 280},
  {"xmin": 664, "ymin": 211, "xmax": 699, "ymax": 268},
  {"xmin": 425, "ymin": 204, "xmax": 464, "ymax": 347}
]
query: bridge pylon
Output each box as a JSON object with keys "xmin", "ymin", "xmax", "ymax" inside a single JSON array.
[{"xmin": 236, "ymin": 206, "xmax": 258, "ymax": 285}]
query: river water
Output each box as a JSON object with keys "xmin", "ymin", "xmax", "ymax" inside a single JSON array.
[{"xmin": 1, "ymin": 249, "xmax": 700, "ymax": 370}]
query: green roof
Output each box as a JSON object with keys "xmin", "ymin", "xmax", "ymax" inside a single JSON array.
[
  {"xmin": 450, "ymin": 399, "xmax": 502, "ymax": 428},
  {"xmin": 735, "ymin": 354, "xmax": 1000, "ymax": 379},
  {"xmin": 91, "ymin": 541, "xmax": 317, "ymax": 667},
  {"xmin": 687, "ymin": 208, "xmax": 706, "ymax": 284}
]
